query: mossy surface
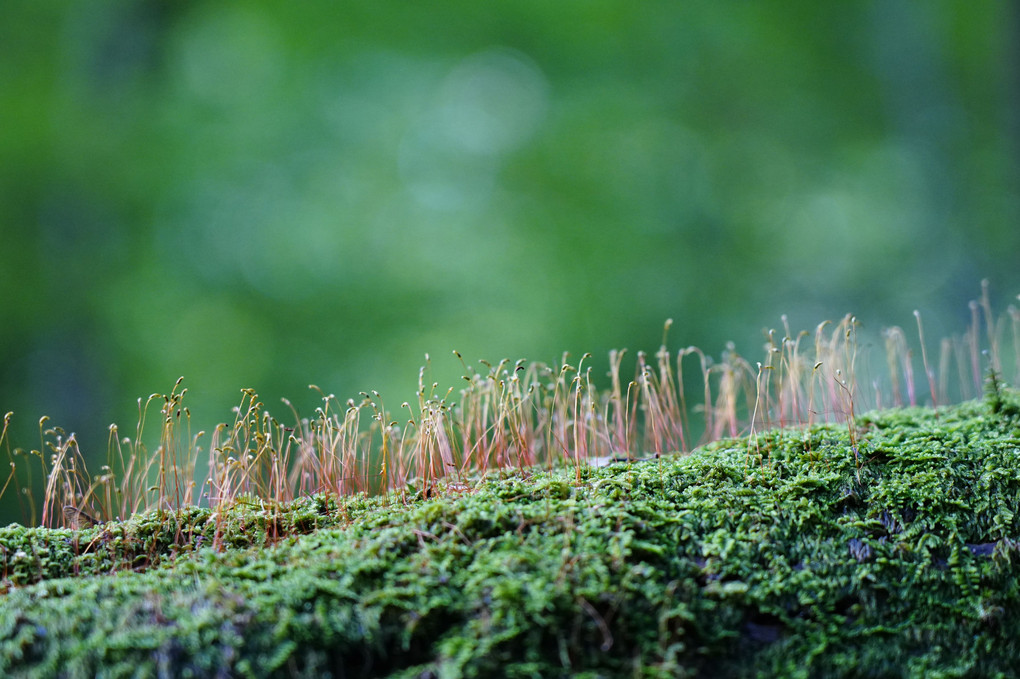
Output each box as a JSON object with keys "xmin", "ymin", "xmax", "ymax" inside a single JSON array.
[{"xmin": 1, "ymin": 390, "xmax": 1019, "ymax": 678}]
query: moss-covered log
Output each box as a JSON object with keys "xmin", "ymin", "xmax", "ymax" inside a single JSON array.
[{"xmin": 1, "ymin": 390, "xmax": 1018, "ymax": 678}]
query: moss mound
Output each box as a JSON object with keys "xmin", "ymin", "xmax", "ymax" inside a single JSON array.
[{"xmin": 1, "ymin": 389, "xmax": 1019, "ymax": 678}]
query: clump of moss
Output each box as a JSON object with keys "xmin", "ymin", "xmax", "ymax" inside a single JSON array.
[
  {"xmin": 0, "ymin": 493, "xmax": 398, "ymax": 588},
  {"xmin": 0, "ymin": 389, "xmax": 1018, "ymax": 677}
]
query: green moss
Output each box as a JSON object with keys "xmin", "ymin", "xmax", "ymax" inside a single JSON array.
[
  {"xmin": 0, "ymin": 492, "xmax": 410, "ymax": 588},
  {"xmin": 1, "ymin": 390, "xmax": 1019, "ymax": 677}
]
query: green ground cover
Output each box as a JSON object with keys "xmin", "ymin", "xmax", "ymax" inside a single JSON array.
[{"xmin": 0, "ymin": 387, "xmax": 1018, "ymax": 678}]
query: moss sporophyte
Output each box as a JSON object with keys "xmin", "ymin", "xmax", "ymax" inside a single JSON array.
[{"xmin": 0, "ymin": 289, "xmax": 1018, "ymax": 677}]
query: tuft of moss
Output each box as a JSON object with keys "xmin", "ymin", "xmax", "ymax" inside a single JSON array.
[{"xmin": 0, "ymin": 389, "xmax": 1019, "ymax": 677}]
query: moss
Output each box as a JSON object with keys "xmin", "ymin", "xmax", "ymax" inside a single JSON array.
[
  {"xmin": 0, "ymin": 493, "xmax": 403, "ymax": 588},
  {"xmin": 0, "ymin": 390, "xmax": 1019, "ymax": 677}
]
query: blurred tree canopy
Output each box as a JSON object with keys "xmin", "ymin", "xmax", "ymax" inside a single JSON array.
[{"xmin": 1, "ymin": 1, "xmax": 1018, "ymax": 496}]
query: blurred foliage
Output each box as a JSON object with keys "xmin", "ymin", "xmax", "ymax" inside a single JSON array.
[{"xmin": 1, "ymin": 1, "xmax": 1018, "ymax": 520}]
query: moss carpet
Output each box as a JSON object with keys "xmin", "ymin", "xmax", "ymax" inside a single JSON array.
[{"xmin": 1, "ymin": 389, "xmax": 1018, "ymax": 678}]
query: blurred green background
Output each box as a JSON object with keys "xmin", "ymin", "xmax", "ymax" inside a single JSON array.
[{"xmin": 2, "ymin": 1, "xmax": 1018, "ymax": 515}]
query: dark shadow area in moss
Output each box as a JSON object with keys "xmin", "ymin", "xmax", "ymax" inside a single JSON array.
[{"xmin": 0, "ymin": 389, "xmax": 1018, "ymax": 678}]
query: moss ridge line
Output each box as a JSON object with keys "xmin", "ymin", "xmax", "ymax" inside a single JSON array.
[{"xmin": 0, "ymin": 389, "xmax": 1018, "ymax": 677}]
